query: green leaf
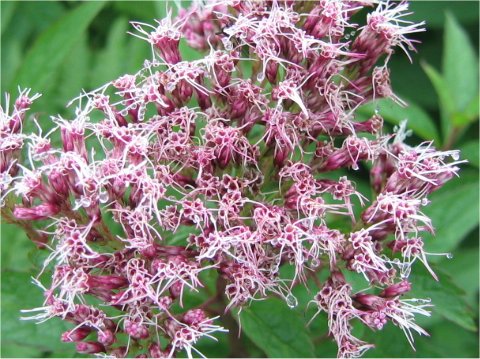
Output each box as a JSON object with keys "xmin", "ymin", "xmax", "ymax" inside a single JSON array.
[
  {"xmin": 1, "ymin": 35, "xmax": 23, "ymax": 95},
  {"xmin": 91, "ymin": 17, "xmax": 129, "ymax": 88},
  {"xmin": 239, "ymin": 298, "xmax": 315, "ymax": 357},
  {"xmin": 423, "ymin": 170, "xmax": 479, "ymax": 255},
  {"xmin": 177, "ymin": 330, "xmax": 230, "ymax": 358},
  {"xmin": 459, "ymin": 140, "xmax": 479, "ymax": 168},
  {"xmin": 409, "ymin": 267, "xmax": 477, "ymax": 332},
  {"xmin": 1, "ymin": 343, "xmax": 43, "ymax": 358},
  {"xmin": 365, "ymin": 320, "xmax": 479, "ymax": 358},
  {"xmin": 356, "ymin": 98, "xmax": 440, "ymax": 144},
  {"xmin": 1, "ymin": 271, "xmax": 74, "ymax": 355},
  {"xmin": 424, "ymin": 322, "xmax": 479, "ymax": 358},
  {"xmin": 11, "ymin": 1, "xmax": 105, "ymax": 94},
  {"xmin": 443, "ymin": 13, "xmax": 479, "ymax": 113},
  {"xmin": 364, "ymin": 321, "xmax": 437, "ymax": 358},
  {"xmin": 18, "ymin": 2, "xmax": 66, "ymax": 34},
  {"xmin": 113, "ymin": 1, "xmax": 157, "ymax": 20},
  {"xmin": 36, "ymin": 33, "xmax": 92, "ymax": 119},
  {"xmin": 408, "ymin": 2, "xmax": 479, "ymax": 29},
  {"xmin": 421, "ymin": 62, "xmax": 456, "ymax": 143},
  {"xmin": 1, "ymin": 1, "xmax": 17, "ymax": 36},
  {"xmin": 452, "ymin": 94, "xmax": 480, "ymax": 126},
  {"xmin": 439, "ymin": 249, "xmax": 479, "ymax": 309},
  {"xmin": 0, "ymin": 223, "xmax": 38, "ymax": 272}
]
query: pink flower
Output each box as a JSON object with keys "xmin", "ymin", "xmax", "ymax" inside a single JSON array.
[{"xmin": 1, "ymin": 1, "xmax": 462, "ymax": 358}]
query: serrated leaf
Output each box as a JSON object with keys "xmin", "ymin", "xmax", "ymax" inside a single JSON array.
[
  {"xmin": 409, "ymin": 268, "xmax": 477, "ymax": 332},
  {"xmin": 11, "ymin": 1, "xmax": 105, "ymax": 94},
  {"xmin": 443, "ymin": 13, "xmax": 479, "ymax": 113},
  {"xmin": 239, "ymin": 298, "xmax": 315, "ymax": 358},
  {"xmin": 356, "ymin": 98, "xmax": 440, "ymax": 144},
  {"xmin": 423, "ymin": 170, "xmax": 479, "ymax": 255}
]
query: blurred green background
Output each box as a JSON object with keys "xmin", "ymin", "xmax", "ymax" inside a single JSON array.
[{"xmin": 1, "ymin": 1, "xmax": 478, "ymax": 358}]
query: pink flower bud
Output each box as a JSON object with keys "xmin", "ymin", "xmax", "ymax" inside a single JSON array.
[
  {"xmin": 76, "ymin": 341, "xmax": 105, "ymax": 354},
  {"xmin": 98, "ymin": 329, "xmax": 116, "ymax": 346},
  {"xmin": 61, "ymin": 327, "xmax": 92, "ymax": 342},
  {"xmin": 13, "ymin": 203, "xmax": 60, "ymax": 220},
  {"xmin": 380, "ymin": 280, "xmax": 412, "ymax": 298}
]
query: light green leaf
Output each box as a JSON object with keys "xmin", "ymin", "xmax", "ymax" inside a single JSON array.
[
  {"xmin": 409, "ymin": 267, "xmax": 477, "ymax": 332},
  {"xmin": 423, "ymin": 170, "xmax": 479, "ymax": 255},
  {"xmin": 443, "ymin": 13, "xmax": 479, "ymax": 113},
  {"xmin": 239, "ymin": 298, "xmax": 315, "ymax": 358},
  {"xmin": 356, "ymin": 98, "xmax": 440, "ymax": 144},
  {"xmin": 11, "ymin": 1, "xmax": 105, "ymax": 94},
  {"xmin": 459, "ymin": 140, "xmax": 479, "ymax": 168}
]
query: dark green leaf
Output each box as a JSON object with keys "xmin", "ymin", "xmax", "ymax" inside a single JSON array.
[
  {"xmin": 239, "ymin": 298, "xmax": 315, "ymax": 357},
  {"xmin": 356, "ymin": 98, "xmax": 440, "ymax": 144},
  {"xmin": 11, "ymin": 1, "xmax": 105, "ymax": 94}
]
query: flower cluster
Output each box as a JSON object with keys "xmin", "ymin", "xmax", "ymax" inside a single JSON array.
[{"xmin": 1, "ymin": 1, "xmax": 463, "ymax": 358}]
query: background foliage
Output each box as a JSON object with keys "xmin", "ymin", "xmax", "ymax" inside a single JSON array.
[{"xmin": 1, "ymin": 1, "xmax": 478, "ymax": 357}]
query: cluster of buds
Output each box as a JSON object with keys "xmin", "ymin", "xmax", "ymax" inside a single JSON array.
[{"xmin": 1, "ymin": 1, "xmax": 463, "ymax": 358}]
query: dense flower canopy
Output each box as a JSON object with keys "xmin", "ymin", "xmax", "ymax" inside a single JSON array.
[{"xmin": 0, "ymin": 1, "xmax": 463, "ymax": 358}]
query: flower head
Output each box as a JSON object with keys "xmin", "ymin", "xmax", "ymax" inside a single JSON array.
[{"xmin": 1, "ymin": 1, "xmax": 461, "ymax": 358}]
